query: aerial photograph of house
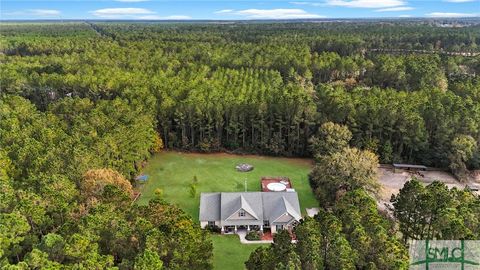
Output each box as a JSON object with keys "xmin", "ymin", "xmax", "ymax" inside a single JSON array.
[
  {"xmin": 2, "ymin": 2, "xmax": 479, "ymax": 269},
  {"xmin": 200, "ymin": 190, "xmax": 301, "ymax": 235}
]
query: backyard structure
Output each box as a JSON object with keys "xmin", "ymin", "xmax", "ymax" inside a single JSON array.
[
  {"xmin": 261, "ymin": 176, "xmax": 293, "ymax": 192},
  {"xmin": 199, "ymin": 191, "xmax": 301, "ymax": 235},
  {"xmin": 392, "ymin": 163, "xmax": 427, "ymax": 173},
  {"xmin": 236, "ymin": 163, "xmax": 254, "ymax": 172}
]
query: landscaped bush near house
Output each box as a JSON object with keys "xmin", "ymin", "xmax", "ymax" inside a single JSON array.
[
  {"xmin": 245, "ymin": 231, "xmax": 261, "ymax": 241},
  {"xmin": 205, "ymin": 225, "xmax": 221, "ymax": 233}
]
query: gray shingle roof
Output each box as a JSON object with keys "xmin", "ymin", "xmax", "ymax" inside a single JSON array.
[
  {"xmin": 262, "ymin": 192, "xmax": 302, "ymax": 222},
  {"xmin": 199, "ymin": 193, "xmax": 221, "ymax": 221},
  {"xmin": 221, "ymin": 192, "xmax": 263, "ymax": 221},
  {"xmin": 393, "ymin": 163, "xmax": 427, "ymax": 169},
  {"xmin": 199, "ymin": 191, "xmax": 301, "ymax": 224}
]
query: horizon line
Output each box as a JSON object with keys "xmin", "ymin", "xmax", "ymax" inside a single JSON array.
[{"xmin": 1, "ymin": 17, "xmax": 480, "ymax": 22}]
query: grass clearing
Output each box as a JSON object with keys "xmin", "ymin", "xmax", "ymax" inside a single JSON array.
[
  {"xmin": 137, "ymin": 151, "xmax": 316, "ymax": 269},
  {"xmin": 211, "ymin": 234, "xmax": 266, "ymax": 270},
  {"xmin": 137, "ymin": 151, "xmax": 317, "ymax": 219}
]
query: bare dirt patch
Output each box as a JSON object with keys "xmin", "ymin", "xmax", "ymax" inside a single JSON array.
[
  {"xmin": 377, "ymin": 166, "xmax": 473, "ymax": 207},
  {"xmin": 471, "ymin": 170, "xmax": 480, "ymax": 183}
]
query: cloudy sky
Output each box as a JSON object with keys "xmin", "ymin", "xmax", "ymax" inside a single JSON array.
[{"xmin": 1, "ymin": 0, "xmax": 479, "ymax": 20}]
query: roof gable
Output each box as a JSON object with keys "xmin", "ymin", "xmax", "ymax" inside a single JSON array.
[
  {"xmin": 264, "ymin": 194, "xmax": 302, "ymax": 223},
  {"xmin": 273, "ymin": 212, "xmax": 295, "ymax": 223},
  {"xmin": 225, "ymin": 195, "xmax": 259, "ymax": 220},
  {"xmin": 271, "ymin": 197, "xmax": 301, "ymax": 222},
  {"xmin": 221, "ymin": 193, "xmax": 263, "ymax": 221},
  {"xmin": 240, "ymin": 195, "xmax": 259, "ymax": 219}
]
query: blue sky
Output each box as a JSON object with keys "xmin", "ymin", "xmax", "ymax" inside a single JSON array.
[{"xmin": 1, "ymin": 0, "xmax": 479, "ymax": 20}]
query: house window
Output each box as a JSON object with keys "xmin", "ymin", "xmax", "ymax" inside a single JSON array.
[
  {"xmin": 276, "ymin": 225, "xmax": 283, "ymax": 231},
  {"xmin": 238, "ymin": 210, "xmax": 246, "ymax": 217},
  {"xmin": 208, "ymin": 221, "xmax": 215, "ymax": 226}
]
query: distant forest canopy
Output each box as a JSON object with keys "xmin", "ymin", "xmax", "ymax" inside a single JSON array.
[{"xmin": 1, "ymin": 21, "xmax": 479, "ymax": 172}]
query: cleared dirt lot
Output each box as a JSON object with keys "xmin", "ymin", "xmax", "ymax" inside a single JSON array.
[{"xmin": 377, "ymin": 166, "xmax": 479, "ymax": 208}]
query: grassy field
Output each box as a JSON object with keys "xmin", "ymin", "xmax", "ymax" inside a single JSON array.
[
  {"xmin": 211, "ymin": 234, "xmax": 266, "ymax": 270},
  {"xmin": 137, "ymin": 151, "xmax": 316, "ymax": 270},
  {"xmin": 137, "ymin": 151, "xmax": 317, "ymax": 219}
]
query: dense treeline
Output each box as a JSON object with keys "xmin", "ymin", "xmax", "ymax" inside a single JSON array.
[
  {"xmin": 1, "ymin": 22, "xmax": 479, "ymax": 174},
  {"xmin": 392, "ymin": 178, "xmax": 480, "ymax": 241},
  {"xmin": 0, "ymin": 96, "xmax": 212, "ymax": 269}
]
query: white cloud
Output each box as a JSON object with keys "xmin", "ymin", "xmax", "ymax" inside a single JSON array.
[
  {"xmin": 115, "ymin": 0, "xmax": 150, "ymax": 2},
  {"xmin": 90, "ymin": 8, "xmax": 190, "ymax": 20},
  {"xmin": 375, "ymin": 6, "xmax": 414, "ymax": 12},
  {"xmin": 91, "ymin": 8, "xmax": 154, "ymax": 18},
  {"xmin": 289, "ymin": 2, "xmax": 325, "ymax": 6},
  {"xmin": 29, "ymin": 9, "xmax": 61, "ymax": 16},
  {"xmin": 215, "ymin": 9, "xmax": 234, "ymax": 14},
  {"xmin": 4, "ymin": 9, "xmax": 61, "ymax": 17},
  {"xmin": 398, "ymin": 14, "xmax": 412, "ymax": 17},
  {"xmin": 326, "ymin": 0, "xmax": 406, "ymax": 8},
  {"xmin": 216, "ymin": 8, "xmax": 325, "ymax": 19},
  {"xmin": 426, "ymin": 12, "xmax": 478, "ymax": 17},
  {"xmin": 143, "ymin": 15, "xmax": 191, "ymax": 20},
  {"xmin": 443, "ymin": 0, "xmax": 476, "ymax": 2}
]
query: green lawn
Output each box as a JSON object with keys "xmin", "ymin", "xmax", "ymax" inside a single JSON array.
[
  {"xmin": 211, "ymin": 234, "xmax": 266, "ymax": 270},
  {"xmin": 137, "ymin": 151, "xmax": 317, "ymax": 218},
  {"xmin": 137, "ymin": 151, "xmax": 317, "ymax": 269}
]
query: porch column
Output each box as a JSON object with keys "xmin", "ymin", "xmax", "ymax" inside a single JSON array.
[
  {"xmin": 247, "ymin": 225, "xmax": 250, "ymax": 232},
  {"xmin": 221, "ymin": 226, "xmax": 225, "ymax": 234},
  {"xmin": 234, "ymin": 225, "xmax": 237, "ymax": 233},
  {"xmin": 260, "ymin": 225, "xmax": 264, "ymax": 235}
]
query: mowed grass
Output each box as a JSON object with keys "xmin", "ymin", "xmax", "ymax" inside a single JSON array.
[
  {"xmin": 137, "ymin": 151, "xmax": 317, "ymax": 270},
  {"xmin": 211, "ymin": 235, "xmax": 265, "ymax": 270},
  {"xmin": 137, "ymin": 151, "xmax": 317, "ymax": 219}
]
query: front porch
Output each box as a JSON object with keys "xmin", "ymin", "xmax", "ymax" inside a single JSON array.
[
  {"xmin": 220, "ymin": 225, "xmax": 295, "ymax": 244},
  {"xmin": 221, "ymin": 225, "xmax": 264, "ymax": 234}
]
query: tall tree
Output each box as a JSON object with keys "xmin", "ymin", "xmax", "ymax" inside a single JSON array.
[
  {"xmin": 310, "ymin": 147, "xmax": 380, "ymax": 205},
  {"xmin": 309, "ymin": 122, "xmax": 352, "ymax": 157}
]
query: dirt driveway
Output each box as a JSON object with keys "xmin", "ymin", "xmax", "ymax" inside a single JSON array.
[{"xmin": 376, "ymin": 166, "xmax": 478, "ymax": 211}]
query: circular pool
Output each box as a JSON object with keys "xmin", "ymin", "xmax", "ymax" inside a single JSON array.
[{"xmin": 267, "ymin": 182, "xmax": 287, "ymax": 192}]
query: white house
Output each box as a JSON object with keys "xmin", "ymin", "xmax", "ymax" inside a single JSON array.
[{"xmin": 199, "ymin": 191, "xmax": 301, "ymax": 234}]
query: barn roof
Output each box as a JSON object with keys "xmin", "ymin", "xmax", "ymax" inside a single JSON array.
[{"xmin": 393, "ymin": 163, "xmax": 427, "ymax": 169}]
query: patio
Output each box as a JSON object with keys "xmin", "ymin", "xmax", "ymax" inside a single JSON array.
[{"xmin": 261, "ymin": 176, "xmax": 293, "ymax": 192}]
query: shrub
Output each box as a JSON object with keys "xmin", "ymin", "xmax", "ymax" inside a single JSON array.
[
  {"xmin": 189, "ymin": 183, "xmax": 197, "ymax": 198},
  {"xmin": 151, "ymin": 132, "xmax": 164, "ymax": 153},
  {"xmin": 205, "ymin": 225, "xmax": 221, "ymax": 233},
  {"xmin": 245, "ymin": 231, "xmax": 261, "ymax": 241}
]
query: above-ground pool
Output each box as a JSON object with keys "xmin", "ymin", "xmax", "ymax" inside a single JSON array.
[{"xmin": 267, "ymin": 182, "xmax": 287, "ymax": 192}]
